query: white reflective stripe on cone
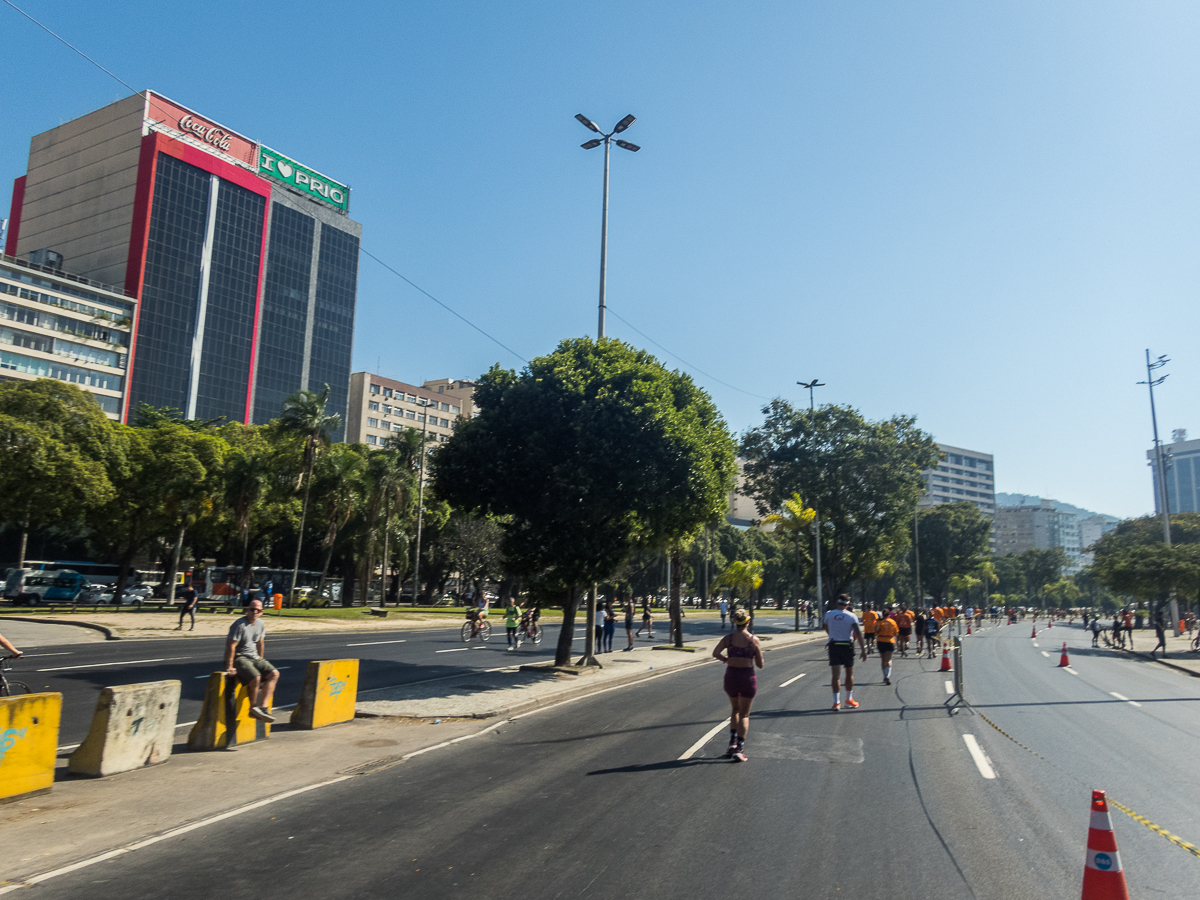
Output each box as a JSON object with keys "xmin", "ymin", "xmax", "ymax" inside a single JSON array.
[
  {"xmin": 1090, "ymin": 811, "xmax": 1116, "ymax": 832},
  {"xmin": 1085, "ymin": 848, "xmax": 1123, "ymax": 873}
]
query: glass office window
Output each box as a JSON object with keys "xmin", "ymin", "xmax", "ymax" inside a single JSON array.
[
  {"xmin": 308, "ymin": 225, "xmax": 359, "ymax": 443},
  {"xmin": 254, "ymin": 203, "xmax": 314, "ymax": 424}
]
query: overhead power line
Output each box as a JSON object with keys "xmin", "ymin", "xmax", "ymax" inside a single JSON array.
[{"xmin": 3, "ymin": 0, "xmax": 138, "ymax": 96}]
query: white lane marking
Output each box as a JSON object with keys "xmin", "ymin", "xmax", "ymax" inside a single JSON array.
[
  {"xmin": 37, "ymin": 657, "xmax": 190, "ymax": 672},
  {"xmin": 1110, "ymin": 692, "xmax": 1142, "ymax": 708},
  {"xmin": 1064, "ymin": 667, "xmax": 1078, "ymax": 675},
  {"xmin": 346, "ymin": 639, "xmax": 407, "ymax": 647},
  {"xmin": 962, "ymin": 734, "xmax": 996, "ymax": 779},
  {"xmin": 18, "ymin": 652, "xmax": 73, "ymax": 658},
  {"xmin": 57, "ymin": 743, "xmax": 80, "ymax": 753},
  {"xmin": 944, "ymin": 680, "xmax": 954, "ymax": 695},
  {"xmin": 779, "ymin": 673, "xmax": 806, "ymax": 688},
  {"xmin": 1032, "ymin": 642, "xmax": 1039, "ymax": 647},
  {"xmin": 0, "ymin": 776, "xmax": 353, "ymax": 896},
  {"xmin": 435, "ymin": 648, "xmax": 471, "ymax": 653},
  {"xmin": 679, "ymin": 721, "xmax": 730, "ymax": 760},
  {"xmin": 1041, "ymin": 651, "xmax": 1050, "ymax": 657}
]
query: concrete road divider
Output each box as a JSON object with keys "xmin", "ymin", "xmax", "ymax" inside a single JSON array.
[
  {"xmin": 0, "ymin": 692, "xmax": 62, "ymax": 801},
  {"xmin": 68, "ymin": 680, "xmax": 181, "ymax": 777},
  {"xmin": 290, "ymin": 659, "xmax": 359, "ymax": 729},
  {"xmin": 187, "ymin": 673, "xmax": 272, "ymax": 751}
]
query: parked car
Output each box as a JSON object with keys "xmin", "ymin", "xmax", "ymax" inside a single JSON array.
[
  {"xmin": 82, "ymin": 582, "xmax": 155, "ymax": 605},
  {"xmin": 14, "ymin": 573, "xmax": 56, "ymax": 604}
]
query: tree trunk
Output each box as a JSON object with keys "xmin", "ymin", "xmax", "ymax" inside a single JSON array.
[
  {"xmin": 380, "ymin": 496, "xmax": 390, "ymax": 607},
  {"xmin": 17, "ymin": 519, "xmax": 29, "ymax": 570},
  {"xmin": 578, "ymin": 584, "xmax": 601, "ymax": 667},
  {"xmin": 670, "ymin": 544, "xmax": 684, "ymax": 647},
  {"xmin": 555, "ymin": 583, "xmax": 580, "ymax": 667},
  {"xmin": 289, "ymin": 470, "xmax": 313, "ymax": 606},
  {"xmin": 164, "ymin": 521, "xmax": 186, "ymax": 602}
]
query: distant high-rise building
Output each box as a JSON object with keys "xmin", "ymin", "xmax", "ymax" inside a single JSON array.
[
  {"xmin": 919, "ymin": 444, "xmax": 996, "ymax": 515},
  {"xmin": 345, "ymin": 373, "xmax": 477, "ymax": 447},
  {"xmin": 6, "ymin": 91, "xmax": 359, "ymax": 434},
  {"xmin": 1147, "ymin": 432, "xmax": 1200, "ymax": 515},
  {"xmin": 993, "ymin": 499, "xmax": 1082, "ymax": 571},
  {"xmin": 1078, "ymin": 515, "xmax": 1118, "ymax": 565}
]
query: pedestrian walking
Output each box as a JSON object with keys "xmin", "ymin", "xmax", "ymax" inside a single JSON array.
[
  {"xmin": 176, "ymin": 584, "xmax": 200, "ymax": 631},
  {"xmin": 602, "ymin": 601, "xmax": 616, "ymax": 653},
  {"xmin": 1090, "ymin": 616, "xmax": 1102, "ymax": 647},
  {"xmin": 718, "ymin": 598, "xmax": 728, "ymax": 631},
  {"xmin": 624, "ymin": 599, "xmax": 635, "ymax": 650},
  {"xmin": 1112, "ymin": 614, "xmax": 1123, "ymax": 649},
  {"xmin": 504, "ymin": 598, "xmax": 522, "ymax": 650},
  {"xmin": 861, "ymin": 605, "xmax": 878, "ymax": 655},
  {"xmin": 895, "ymin": 606, "xmax": 913, "ymax": 657},
  {"xmin": 1151, "ymin": 613, "xmax": 1167, "ymax": 659},
  {"xmin": 222, "ymin": 599, "xmax": 279, "ymax": 722},
  {"xmin": 1122, "ymin": 610, "xmax": 1135, "ymax": 650},
  {"xmin": 824, "ymin": 594, "xmax": 867, "ymax": 710},
  {"xmin": 913, "ymin": 609, "xmax": 927, "ymax": 655},
  {"xmin": 636, "ymin": 601, "xmax": 653, "ymax": 639},
  {"xmin": 712, "ymin": 608, "xmax": 763, "ymax": 762},
  {"xmin": 595, "ymin": 596, "xmax": 605, "ymax": 651}
]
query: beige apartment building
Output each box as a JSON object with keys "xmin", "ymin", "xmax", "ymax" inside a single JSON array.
[
  {"xmin": 345, "ymin": 372, "xmax": 477, "ymax": 447},
  {"xmin": 920, "ymin": 443, "xmax": 996, "ymax": 514},
  {"xmin": 0, "ymin": 251, "xmax": 135, "ymax": 418}
]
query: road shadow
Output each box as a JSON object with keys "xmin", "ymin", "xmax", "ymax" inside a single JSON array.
[{"xmin": 587, "ymin": 757, "xmax": 729, "ymax": 776}]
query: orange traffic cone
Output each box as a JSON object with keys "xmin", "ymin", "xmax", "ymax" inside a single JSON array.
[
  {"xmin": 939, "ymin": 647, "xmax": 952, "ymax": 672},
  {"xmin": 967, "ymin": 621, "xmax": 972, "ymax": 635},
  {"xmin": 1031, "ymin": 624, "xmax": 1038, "ymax": 638},
  {"xmin": 1058, "ymin": 642, "xmax": 1070, "ymax": 667},
  {"xmin": 1081, "ymin": 790, "xmax": 1130, "ymax": 900}
]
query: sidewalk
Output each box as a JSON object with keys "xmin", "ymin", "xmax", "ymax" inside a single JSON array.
[
  {"xmin": 0, "ymin": 628, "xmax": 820, "ymax": 888},
  {"xmin": 1114, "ymin": 630, "xmax": 1200, "ymax": 678}
]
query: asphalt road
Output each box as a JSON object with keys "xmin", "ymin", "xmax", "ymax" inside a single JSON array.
[
  {"xmin": 10, "ymin": 612, "xmax": 803, "ymax": 746},
  {"xmin": 19, "ymin": 618, "xmax": 1200, "ymax": 898}
]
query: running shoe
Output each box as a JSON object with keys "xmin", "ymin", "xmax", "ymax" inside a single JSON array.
[
  {"xmin": 831, "ymin": 702, "xmax": 841, "ymax": 711},
  {"xmin": 883, "ymin": 676, "xmax": 891, "ymax": 685},
  {"xmin": 725, "ymin": 736, "xmax": 738, "ymax": 758},
  {"xmin": 845, "ymin": 698, "xmax": 860, "ymax": 709},
  {"xmin": 733, "ymin": 749, "xmax": 747, "ymax": 763}
]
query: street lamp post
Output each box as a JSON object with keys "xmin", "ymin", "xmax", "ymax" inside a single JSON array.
[
  {"xmin": 1139, "ymin": 350, "xmax": 1180, "ymax": 635},
  {"xmin": 576, "ymin": 113, "xmax": 639, "ymax": 340},
  {"xmin": 411, "ymin": 398, "xmax": 433, "ymax": 606},
  {"xmin": 797, "ymin": 380, "xmax": 825, "ymax": 625}
]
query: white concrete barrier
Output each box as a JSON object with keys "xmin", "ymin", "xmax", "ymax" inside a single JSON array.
[{"xmin": 68, "ymin": 680, "xmax": 181, "ymax": 777}]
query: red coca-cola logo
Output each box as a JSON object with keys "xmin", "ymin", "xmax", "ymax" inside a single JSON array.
[{"xmin": 178, "ymin": 114, "xmax": 233, "ymax": 152}]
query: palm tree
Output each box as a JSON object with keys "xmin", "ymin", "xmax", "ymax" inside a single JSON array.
[
  {"xmin": 364, "ymin": 437, "xmax": 416, "ymax": 605},
  {"xmin": 762, "ymin": 493, "xmax": 816, "ymax": 630},
  {"xmin": 280, "ymin": 386, "xmax": 342, "ymax": 603},
  {"xmin": 310, "ymin": 444, "xmax": 367, "ymax": 601},
  {"xmin": 712, "ymin": 560, "xmax": 765, "ymax": 618}
]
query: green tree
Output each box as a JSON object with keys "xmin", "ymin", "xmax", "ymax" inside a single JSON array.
[
  {"xmin": 712, "ymin": 559, "xmax": 764, "ymax": 606},
  {"xmin": 1043, "ymin": 577, "xmax": 1082, "ymax": 608},
  {"xmin": 1091, "ymin": 514, "xmax": 1200, "ymax": 614},
  {"xmin": 0, "ymin": 381, "xmax": 116, "ymax": 566},
  {"xmin": 309, "ymin": 443, "xmax": 369, "ymax": 600},
  {"xmin": 279, "ymin": 386, "xmax": 342, "ymax": 597},
  {"xmin": 911, "ymin": 502, "xmax": 992, "ymax": 604},
  {"xmin": 762, "ymin": 493, "xmax": 816, "ymax": 617},
  {"xmin": 740, "ymin": 402, "xmax": 939, "ymax": 608},
  {"xmin": 434, "ymin": 337, "xmax": 736, "ymax": 664},
  {"xmin": 1019, "ymin": 548, "xmax": 1069, "ymax": 608}
]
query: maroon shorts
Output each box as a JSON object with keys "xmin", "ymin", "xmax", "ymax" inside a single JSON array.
[{"xmin": 723, "ymin": 666, "xmax": 757, "ymax": 699}]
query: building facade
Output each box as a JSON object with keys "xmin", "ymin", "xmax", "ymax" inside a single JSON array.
[
  {"xmin": 6, "ymin": 91, "xmax": 359, "ymax": 433},
  {"xmin": 1078, "ymin": 515, "xmax": 1118, "ymax": 565},
  {"xmin": 1147, "ymin": 432, "xmax": 1200, "ymax": 515},
  {"xmin": 345, "ymin": 373, "xmax": 477, "ymax": 447},
  {"xmin": 919, "ymin": 443, "xmax": 996, "ymax": 514},
  {"xmin": 993, "ymin": 499, "xmax": 1082, "ymax": 570},
  {"xmin": 0, "ymin": 251, "xmax": 135, "ymax": 417}
]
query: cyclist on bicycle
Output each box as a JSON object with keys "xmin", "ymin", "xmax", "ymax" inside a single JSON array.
[
  {"xmin": 0, "ymin": 631, "xmax": 21, "ymax": 658},
  {"xmin": 466, "ymin": 595, "xmax": 490, "ymax": 637},
  {"xmin": 520, "ymin": 604, "xmax": 542, "ymax": 640}
]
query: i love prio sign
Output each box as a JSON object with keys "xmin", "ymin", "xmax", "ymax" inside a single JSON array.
[{"xmin": 258, "ymin": 146, "xmax": 349, "ymax": 212}]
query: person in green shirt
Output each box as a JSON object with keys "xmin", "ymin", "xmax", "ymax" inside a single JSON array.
[{"xmin": 505, "ymin": 600, "xmax": 523, "ymax": 650}]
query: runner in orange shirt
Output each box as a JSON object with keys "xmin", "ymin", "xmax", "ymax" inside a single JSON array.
[
  {"xmin": 861, "ymin": 606, "xmax": 879, "ymax": 655},
  {"xmin": 894, "ymin": 606, "xmax": 914, "ymax": 656},
  {"xmin": 874, "ymin": 613, "xmax": 899, "ymax": 684}
]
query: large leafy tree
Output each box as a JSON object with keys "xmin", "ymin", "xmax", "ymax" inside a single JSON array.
[
  {"xmin": 279, "ymin": 386, "xmax": 342, "ymax": 596},
  {"xmin": 1091, "ymin": 514, "xmax": 1200, "ymax": 608},
  {"xmin": 762, "ymin": 493, "xmax": 816, "ymax": 620},
  {"xmin": 433, "ymin": 337, "xmax": 736, "ymax": 664},
  {"xmin": 910, "ymin": 502, "xmax": 992, "ymax": 604},
  {"xmin": 740, "ymin": 402, "xmax": 939, "ymax": 607},
  {"xmin": 0, "ymin": 381, "xmax": 116, "ymax": 566}
]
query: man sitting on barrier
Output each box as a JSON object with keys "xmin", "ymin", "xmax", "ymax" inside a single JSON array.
[{"xmin": 223, "ymin": 599, "xmax": 279, "ymax": 723}]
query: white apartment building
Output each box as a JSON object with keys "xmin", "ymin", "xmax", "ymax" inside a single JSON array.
[
  {"xmin": 993, "ymin": 499, "xmax": 1083, "ymax": 571},
  {"xmin": 0, "ymin": 251, "xmax": 135, "ymax": 418},
  {"xmin": 920, "ymin": 443, "xmax": 996, "ymax": 514},
  {"xmin": 345, "ymin": 372, "xmax": 477, "ymax": 447}
]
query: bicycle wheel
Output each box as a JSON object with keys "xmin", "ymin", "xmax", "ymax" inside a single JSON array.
[
  {"xmin": 531, "ymin": 626, "xmax": 542, "ymax": 645},
  {"xmin": 1, "ymin": 679, "xmax": 31, "ymax": 696},
  {"xmin": 479, "ymin": 621, "xmax": 491, "ymax": 642},
  {"xmin": 461, "ymin": 621, "xmax": 474, "ymax": 642}
]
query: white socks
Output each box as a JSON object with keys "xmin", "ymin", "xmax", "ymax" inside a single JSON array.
[
  {"xmin": 846, "ymin": 690, "xmax": 854, "ymax": 702},
  {"xmin": 883, "ymin": 666, "xmax": 892, "ymax": 679},
  {"xmin": 833, "ymin": 692, "xmax": 840, "ymax": 704}
]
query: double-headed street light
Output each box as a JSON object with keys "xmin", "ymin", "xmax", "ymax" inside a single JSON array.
[
  {"xmin": 576, "ymin": 113, "xmax": 639, "ymax": 340},
  {"xmin": 797, "ymin": 380, "xmax": 825, "ymax": 627}
]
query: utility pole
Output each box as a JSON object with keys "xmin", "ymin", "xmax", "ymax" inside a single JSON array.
[
  {"xmin": 1139, "ymin": 350, "xmax": 1181, "ymax": 635},
  {"xmin": 411, "ymin": 398, "xmax": 432, "ymax": 606},
  {"xmin": 797, "ymin": 380, "xmax": 826, "ymax": 617}
]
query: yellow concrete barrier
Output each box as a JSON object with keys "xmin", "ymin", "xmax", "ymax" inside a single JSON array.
[
  {"xmin": 0, "ymin": 692, "xmax": 62, "ymax": 801},
  {"xmin": 68, "ymin": 680, "xmax": 181, "ymax": 777},
  {"xmin": 290, "ymin": 659, "xmax": 359, "ymax": 729},
  {"xmin": 186, "ymin": 673, "xmax": 272, "ymax": 751}
]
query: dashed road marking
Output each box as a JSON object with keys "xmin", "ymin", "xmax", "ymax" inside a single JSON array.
[
  {"xmin": 346, "ymin": 639, "xmax": 407, "ymax": 647},
  {"xmin": 1110, "ymin": 691, "xmax": 1141, "ymax": 707},
  {"xmin": 944, "ymin": 680, "xmax": 954, "ymax": 695},
  {"xmin": 679, "ymin": 721, "xmax": 730, "ymax": 760},
  {"xmin": 779, "ymin": 673, "xmax": 806, "ymax": 688},
  {"xmin": 1041, "ymin": 651, "xmax": 1050, "ymax": 658},
  {"xmin": 1064, "ymin": 667, "xmax": 1077, "ymax": 675},
  {"xmin": 37, "ymin": 657, "xmax": 190, "ymax": 672},
  {"xmin": 962, "ymin": 734, "xmax": 996, "ymax": 779}
]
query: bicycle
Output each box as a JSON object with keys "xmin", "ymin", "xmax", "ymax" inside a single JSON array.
[
  {"xmin": 460, "ymin": 617, "xmax": 492, "ymax": 643},
  {"xmin": 518, "ymin": 618, "xmax": 543, "ymax": 645},
  {"xmin": 1, "ymin": 656, "xmax": 31, "ymax": 696}
]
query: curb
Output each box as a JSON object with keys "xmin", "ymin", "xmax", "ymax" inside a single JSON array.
[
  {"xmin": 0, "ymin": 614, "xmax": 119, "ymax": 640},
  {"xmin": 356, "ymin": 630, "xmax": 824, "ymax": 721},
  {"xmin": 1118, "ymin": 645, "xmax": 1200, "ymax": 679}
]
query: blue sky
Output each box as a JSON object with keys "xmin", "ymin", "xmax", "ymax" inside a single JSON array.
[{"xmin": 3, "ymin": 1, "xmax": 1197, "ymax": 519}]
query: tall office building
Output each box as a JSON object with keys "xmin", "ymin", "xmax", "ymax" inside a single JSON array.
[
  {"xmin": 993, "ymin": 499, "xmax": 1083, "ymax": 571},
  {"xmin": 1147, "ymin": 431, "xmax": 1200, "ymax": 515},
  {"xmin": 6, "ymin": 91, "xmax": 359, "ymax": 434}
]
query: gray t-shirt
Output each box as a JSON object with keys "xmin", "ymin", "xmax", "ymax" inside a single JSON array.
[{"xmin": 227, "ymin": 617, "xmax": 266, "ymax": 659}]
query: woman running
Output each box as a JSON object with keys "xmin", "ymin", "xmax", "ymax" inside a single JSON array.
[
  {"xmin": 875, "ymin": 611, "xmax": 899, "ymax": 685},
  {"xmin": 636, "ymin": 601, "xmax": 654, "ymax": 639},
  {"xmin": 712, "ymin": 608, "xmax": 764, "ymax": 762},
  {"xmin": 624, "ymin": 599, "xmax": 636, "ymax": 650}
]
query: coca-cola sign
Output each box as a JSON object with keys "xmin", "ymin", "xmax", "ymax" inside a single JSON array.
[
  {"xmin": 144, "ymin": 92, "xmax": 257, "ymax": 167},
  {"xmin": 177, "ymin": 114, "xmax": 233, "ymax": 152}
]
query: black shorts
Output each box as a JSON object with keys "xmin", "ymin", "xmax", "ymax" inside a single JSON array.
[
  {"xmin": 827, "ymin": 642, "xmax": 855, "ymax": 668},
  {"xmin": 898, "ymin": 628, "xmax": 912, "ymax": 637},
  {"xmin": 876, "ymin": 641, "xmax": 894, "ymax": 654},
  {"xmin": 723, "ymin": 666, "xmax": 757, "ymax": 699}
]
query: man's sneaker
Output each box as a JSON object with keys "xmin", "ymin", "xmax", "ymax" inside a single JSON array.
[
  {"xmin": 733, "ymin": 748, "xmax": 747, "ymax": 762},
  {"xmin": 845, "ymin": 698, "xmax": 860, "ymax": 709},
  {"xmin": 883, "ymin": 676, "xmax": 891, "ymax": 685},
  {"xmin": 831, "ymin": 702, "xmax": 841, "ymax": 711},
  {"xmin": 249, "ymin": 706, "xmax": 276, "ymax": 723},
  {"xmin": 725, "ymin": 737, "xmax": 739, "ymax": 758}
]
